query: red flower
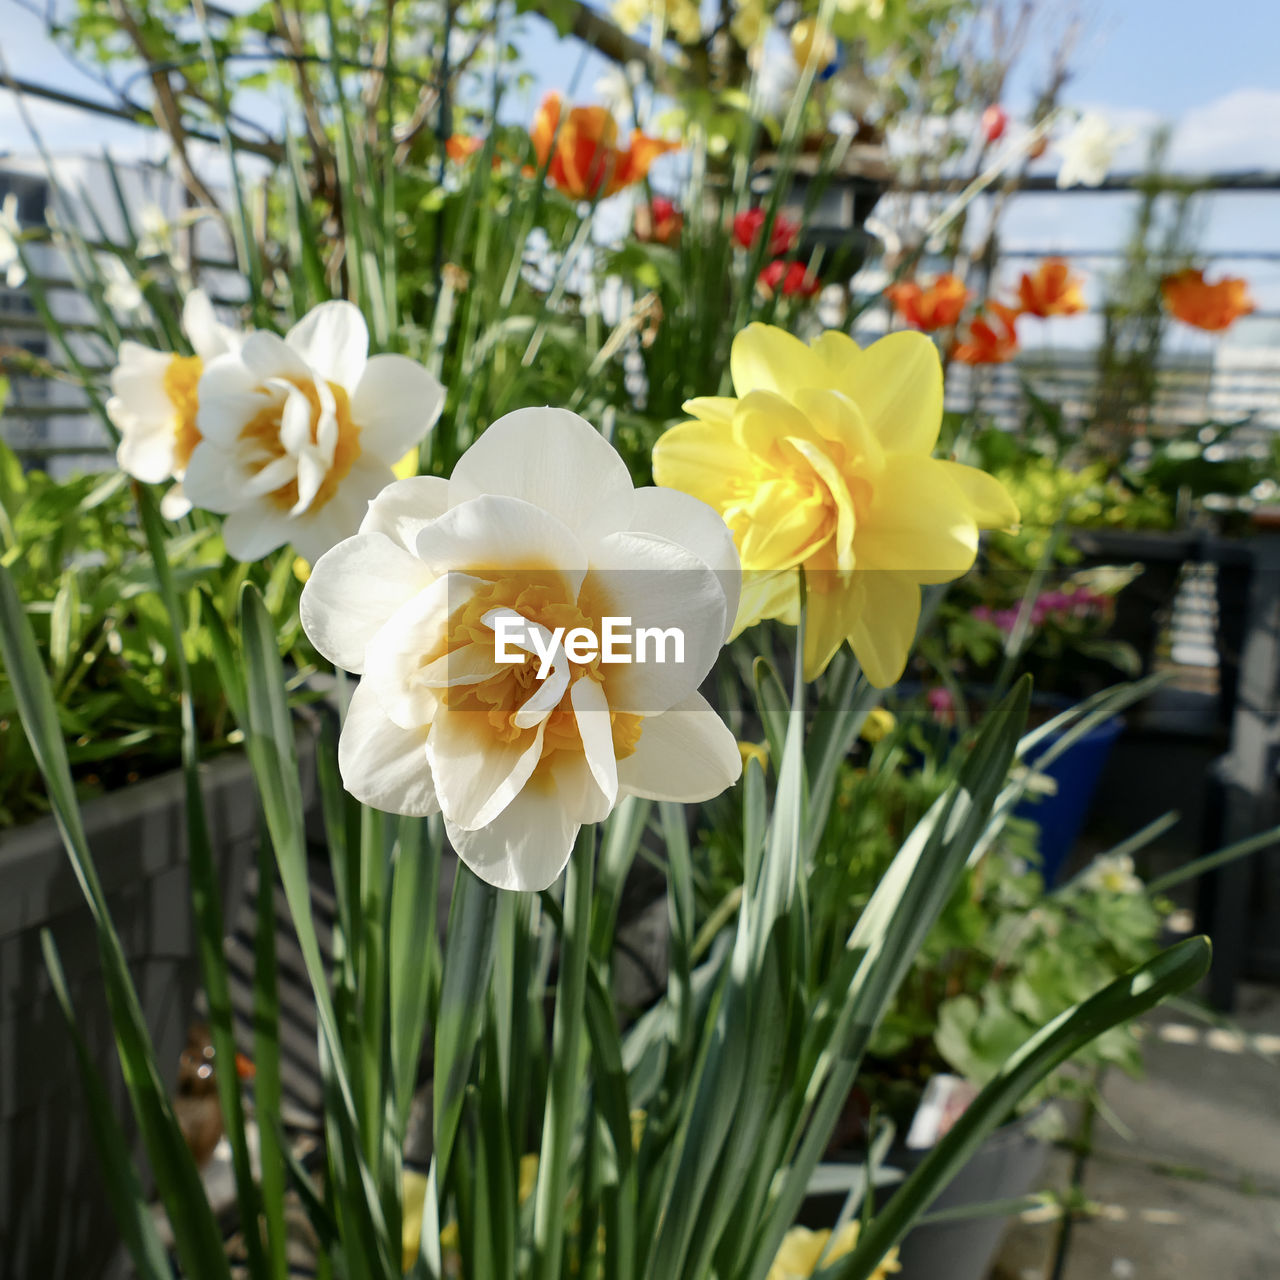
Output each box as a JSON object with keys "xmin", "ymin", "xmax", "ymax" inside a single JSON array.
[
  {"xmin": 733, "ymin": 207, "xmax": 799, "ymax": 255},
  {"xmin": 981, "ymin": 105, "xmax": 1008, "ymax": 144},
  {"xmin": 635, "ymin": 196, "xmax": 683, "ymax": 246},
  {"xmin": 953, "ymin": 302, "xmax": 1020, "ymax": 364},
  {"xmin": 758, "ymin": 260, "xmax": 821, "ymax": 298}
]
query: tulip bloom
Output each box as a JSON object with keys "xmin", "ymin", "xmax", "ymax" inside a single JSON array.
[
  {"xmin": 1017, "ymin": 258, "xmax": 1086, "ymax": 317},
  {"xmin": 300, "ymin": 408, "xmax": 742, "ymax": 891},
  {"xmin": 530, "ymin": 92, "xmax": 678, "ymax": 200},
  {"xmin": 886, "ymin": 273, "xmax": 970, "ymax": 330},
  {"xmin": 733, "ymin": 207, "xmax": 799, "ymax": 256},
  {"xmin": 183, "ymin": 301, "xmax": 444, "ymax": 563},
  {"xmin": 635, "ymin": 196, "xmax": 683, "ymax": 245},
  {"xmin": 953, "ymin": 302, "xmax": 1020, "ymax": 364},
  {"xmin": 1161, "ymin": 268, "xmax": 1255, "ymax": 332},
  {"xmin": 981, "ymin": 104, "xmax": 1008, "ymax": 144},
  {"xmin": 653, "ymin": 324, "xmax": 1019, "ymax": 686},
  {"xmin": 108, "ymin": 290, "xmax": 241, "ymax": 518},
  {"xmin": 758, "ymin": 260, "xmax": 821, "ymax": 298}
]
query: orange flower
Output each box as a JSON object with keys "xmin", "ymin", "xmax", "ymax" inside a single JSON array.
[
  {"xmin": 529, "ymin": 92, "xmax": 679, "ymax": 200},
  {"xmin": 1161, "ymin": 268, "xmax": 1255, "ymax": 332},
  {"xmin": 886, "ymin": 273, "xmax": 970, "ymax": 331},
  {"xmin": 446, "ymin": 134, "xmax": 482, "ymax": 162},
  {"xmin": 953, "ymin": 302, "xmax": 1020, "ymax": 364},
  {"xmin": 1017, "ymin": 258, "xmax": 1086, "ymax": 317}
]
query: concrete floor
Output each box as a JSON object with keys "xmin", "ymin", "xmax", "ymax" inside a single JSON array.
[{"xmin": 991, "ymin": 982, "xmax": 1280, "ymax": 1280}]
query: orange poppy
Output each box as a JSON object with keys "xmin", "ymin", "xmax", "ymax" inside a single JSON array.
[
  {"xmin": 1017, "ymin": 258, "xmax": 1086, "ymax": 317},
  {"xmin": 1161, "ymin": 268, "xmax": 1255, "ymax": 332},
  {"xmin": 953, "ymin": 302, "xmax": 1020, "ymax": 364},
  {"xmin": 886, "ymin": 273, "xmax": 970, "ymax": 331},
  {"xmin": 529, "ymin": 92, "xmax": 679, "ymax": 200}
]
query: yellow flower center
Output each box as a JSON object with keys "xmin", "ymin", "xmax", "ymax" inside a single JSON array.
[
  {"xmin": 163, "ymin": 353, "xmax": 204, "ymax": 471},
  {"xmin": 239, "ymin": 377, "xmax": 363, "ymax": 513},
  {"xmin": 437, "ymin": 575, "xmax": 641, "ymax": 765}
]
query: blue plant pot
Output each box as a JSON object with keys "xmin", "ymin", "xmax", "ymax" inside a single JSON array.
[{"xmin": 1015, "ymin": 713, "xmax": 1123, "ymax": 885}]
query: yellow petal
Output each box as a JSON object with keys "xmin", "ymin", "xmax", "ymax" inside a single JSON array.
[
  {"xmin": 936, "ymin": 459, "xmax": 1020, "ymax": 528},
  {"xmin": 735, "ymin": 477, "xmax": 831, "ymax": 571},
  {"xmin": 846, "ymin": 571, "xmax": 921, "ymax": 687},
  {"xmin": 681, "ymin": 395, "xmax": 739, "ymax": 428},
  {"xmin": 809, "ymin": 328, "xmax": 861, "ymax": 379},
  {"xmin": 785, "ymin": 436, "xmax": 856, "ymax": 572},
  {"xmin": 845, "ymin": 330, "xmax": 943, "ymax": 455},
  {"xmin": 792, "ymin": 386, "xmax": 885, "ymax": 478},
  {"xmin": 733, "ymin": 389, "xmax": 821, "ymax": 456},
  {"xmin": 653, "ymin": 418, "xmax": 752, "ymax": 510},
  {"xmin": 730, "ymin": 322, "xmax": 828, "ymax": 400},
  {"xmin": 802, "ymin": 575, "xmax": 864, "ymax": 680},
  {"xmin": 730, "ymin": 567, "xmax": 799, "ymax": 638},
  {"xmin": 854, "ymin": 454, "xmax": 978, "ymax": 584}
]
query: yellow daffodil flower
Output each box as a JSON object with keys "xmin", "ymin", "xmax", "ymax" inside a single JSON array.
[
  {"xmin": 653, "ymin": 324, "xmax": 1019, "ymax": 686},
  {"xmin": 768, "ymin": 1221, "xmax": 901, "ymax": 1280}
]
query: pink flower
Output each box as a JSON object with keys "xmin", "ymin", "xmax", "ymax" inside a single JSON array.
[{"xmin": 927, "ymin": 686, "xmax": 956, "ymax": 725}]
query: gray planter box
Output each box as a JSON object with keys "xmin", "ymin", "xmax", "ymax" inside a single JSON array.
[{"xmin": 0, "ymin": 737, "xmax": 316, "ymax": 1280}]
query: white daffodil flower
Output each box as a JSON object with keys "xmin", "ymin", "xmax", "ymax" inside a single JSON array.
[
  {"xmin": 183, "ymin": 301, "xmax": 444, "ymax": 563},
  {"xmin": 102, "ymin": 256, "xmax": 148, "ymax": 318},
  {"xmin": 0, "ymin": 193, "xmax": 28, "ymax": 288},
  {"xmin": 108, "ymin": 289, "xmax": 242, "ymax": 518},
  {"xmin": 1056, "ymin": 112, "xmax": 1130, "ymax": 189},
  {"xmin": 299, "ymin": 407, "xmax": 743, "ymax": 891}
]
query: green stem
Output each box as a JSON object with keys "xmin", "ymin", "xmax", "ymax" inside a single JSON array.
[{"xmin": 533, "ymin": 826, "xmax": 597, "ymax": 1280}]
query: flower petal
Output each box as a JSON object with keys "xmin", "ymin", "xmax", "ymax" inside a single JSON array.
[
  {"xmin": 182, "ymin": 441, "xmax": 246, "ymax": 514},
  {"xmin": 360, "ymin": 475, "xmax": 452, "ymax": 551},
  {"xmin": 571, "ymin": 675, "xmax": 618, "ymax": 810},
  {"xmin": 300, "ymin": 531, "xmax": 437, "ymax": 673},
  {"xmin": 444, "ymin": 772, "xmax": 577, "ymax": 892},
  {"xmin": 587, "ymin": 531, "xmax": 726, "ymax": 715},
  {"xmin": 652, "ymin": 418, "xmax": 754, "ymax": 511},
  {"xmin": 427, "ymin": 702, "xmax": 546, "ymax": 831},
  {"xmin": 221, "ymin": 505, "xmax": 298, "ymax": 561},
  {"xmin": 285, "ymin": 300, "xmax": 368, "ymax": 389},
  {"xmin": 350, "ymin": 354, "xmax": 445, "ymax": 462},
  {"xmin": 182, "ymin": 289, "xmax": 235, "ymax": 361},
  {"xmin": 448, "ymin": 407, "xmax": 634, "ymax": 545},
  {"xmin": 846, "ymin": 571, "xmax": 921, "ymax": 688},
  {"xmin": 845, "ymin": 331, "xmax": 943, "ymax": 455},
  {"xmin": 729, "ymin": 322, "xmax": 828, "ymax": 400},
  {"xmin": 935, "ymin": 460, "xmax": 1020, "ymax": 528},
  {"xmin": 617, "ymin": 691, "xmax": 741, "ymax": 802},
  {"xmin": 414, "ymin": 494, "xmax": 588, "ymax": 603},
  {"xmin": 627, "ymin": 487, "xmax": 741, "ymax": 641},
  {"xmin": 115, "ymin": 420, "xmax": 176, "ymax": 485},
  {"xmin": 239, "ymin": 330, "xmax": 312, "ymax": 385},
  {"xmin": 853, "ymin": 455, "xmax": 979, "ymax": 583},
  {"xmin": 338, "ymin": 679, "xmax": 439, "ymax": 817}
]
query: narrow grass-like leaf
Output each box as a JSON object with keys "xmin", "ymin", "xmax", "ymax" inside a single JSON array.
[{"xmin": 821, "ymin": 937, "xmax": 1212, "ymax": 1280}]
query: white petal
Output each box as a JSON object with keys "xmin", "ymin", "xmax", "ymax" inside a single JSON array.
[
  {"xmin": 196, "ymin": 355, "xmax": 273, "ymax": 445},
  {"xmin": 617, "ymin": 691, "xmax": 741, "ymax": 802},
  {"xmin": 350, "ymin": 354, "xmax": 445, "ymax": 462},
  {"xmin": 362, "ymin": 573, "xmax": 484, "ymax": 729},
  {"xmin": 360, "ymin": 475, "xmax": 452, "ymax": 551},
  {"xmin": 588, "ymin": 531, "xmax": 727, "ymax": 715},
  {"xmin": 300, "ymin": 531, "xmax": 437, "ymax": 673},
  {"xmin": 239, "ymin": 330, "xmax": 313, "ymax": 384},
  {"xmin": 338, "ymin": 680, "xmax": 439, "ymax": 817},
  {"xmin": 413, "ymin": 494, "xmax": 588, "ymax": 603},
  {"xmin": 285, "ymin": 300, "xmax": 368, "ymax": 389},
  {"xmin": 115, "ymin": 420, "xmax": 176, "ymax": 484},
  {"xmin": 420, "ymin": 640, "xmax": 501, "ymax": 689},
  {"xmin": 546, "ymin": 749, "xmax": 614, "ymax": 826},
  {"xmin": 427, "ymin": 703, "xmax": 546, "ymax": 831},
  {"xmin": 292, "ymin": 449, "xmax": 327, "ymax": 514},
  {"xmin": 160, "ymin": 481, "xmax": 192, "ymax": 520},
  {"xmin": 627, "ymin": 487, "xmax": 741, "ymax": 641},
  {"xmin": 571, "ymin": 675, "xmax": 618, "ymax": 810},
  {"xmin": 444, "ymin": 774, "xmax": 577, "ymax": 892},
  {"xmin": 183, "ymin": 289, "xmax": 234, "ymax": 361},
  {"xmin": 182, "ymin": 442, "xmax": 246, "ymax": 514},
  {"xmin": 222, "ymin": 505, "xmax": 296, "ymax": 561},
  {"xmin": 242, "ymin": 454, "xmax": 297, "ymax": 498},
  {"xmin": 289, "ymin": 457, "xmax": 395, "ymax": 564},
  {"xmin": 448, "ymin": 407, "xmax": 634, "ymax": 545},
  {"xmin": 278, "ymin": 382, "xmax": 314, "ymax": 455}
]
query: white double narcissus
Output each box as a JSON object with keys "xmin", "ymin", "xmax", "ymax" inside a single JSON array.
[
  {"xmin": 300, "ymin": 408, "xmax": 743, "ymax": 891},
  {"xmin": 183, "ymin": 301, "xmax": 444, "ymax": 564},
  {"xmin": 107, "ymin": 289, "xmax": 240, "ymax": 518}
]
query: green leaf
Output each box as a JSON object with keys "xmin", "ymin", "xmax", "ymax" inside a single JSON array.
[{"xmin": 821, "ymin": 937, "xmax": 1212, "ymax": 1280}]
